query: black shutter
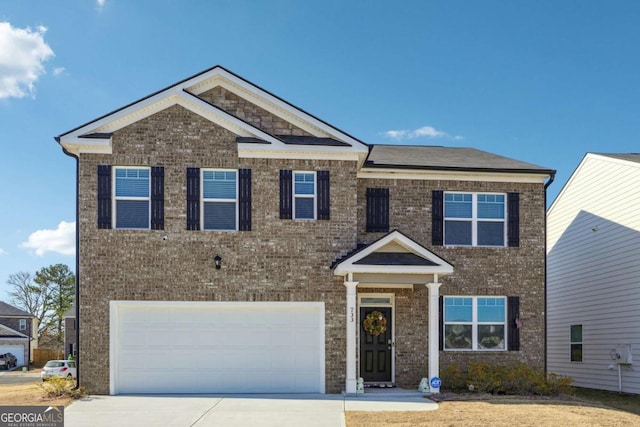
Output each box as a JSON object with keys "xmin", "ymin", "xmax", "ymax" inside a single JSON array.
[
  {"xmin": 508, "ymin": 296, "xmax": 520, "ymax": 351},
  {"xmin": 432, "ymin": 190, "xmax": 444, "ymax": 246},
  {"xmin": 186, "ymin": 167, "xmax": 200, "ymax": 230},
  {"xmin": 439, "ymin": 296, "xmax": 444, "ymax": 351},
  {"xmin": 150, "ymin": 166, "xmax": 164, "ymax": 230},
  {"xmin": 317, "ymin": 170, "xmax": 330, "ymax": 220},
  {"xmin": 97, "ymin": 165, "xmax": 112, "ymax": 229},
  {"xmin": 238, "ymin": 168, "xmax": 252, "ymax": 231},
  {"xmin": 279, "ymin": 169, "xmax": 292, "ymax": 219},
  {"xmin": 366, "ymin": 188, "xmax": 390, "ymax": 232},
  {"xmin": 507, "ymin": 192, "xmax": 520, "ymax": 247}
]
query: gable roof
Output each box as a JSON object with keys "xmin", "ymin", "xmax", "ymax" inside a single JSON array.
[
  {"xmin": 332, "ymin": 230, "xmax": 453, "ymax": 276},
  {"xmin": 592, "ymin": 153, "xmax": 640, "ymax": 164},
  {"xmin": 0, "ymin": 301, "xmax": 33, "ymax": 318},
  {"xmin": 56, "ymin": 65, "xmax": 369, "ymax": 160},
  {"xmin": 63, "ymin": 302, "xmax": 76, "ymax": 319}
]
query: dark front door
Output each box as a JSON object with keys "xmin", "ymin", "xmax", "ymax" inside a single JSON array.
[{"xmin": 359, "ymin": 307, "xmax": 392, "ymax": 383}]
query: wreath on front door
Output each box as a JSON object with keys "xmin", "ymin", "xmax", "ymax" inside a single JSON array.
[{"xmin": 363, "ymin": 310, "xmax": 387, "ymax": 336}]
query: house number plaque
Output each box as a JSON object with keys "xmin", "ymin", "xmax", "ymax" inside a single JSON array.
[{"xmin": 349, "ymin": 306, "xmax": 355, "ymax": 323}]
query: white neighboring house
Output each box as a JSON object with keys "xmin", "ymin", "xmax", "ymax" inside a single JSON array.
[{"xmin": 547, "ymin": 153, "xmax": 640, "ymax": 394}]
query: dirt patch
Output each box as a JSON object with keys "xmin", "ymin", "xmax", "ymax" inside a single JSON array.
[
  {"xmin": 346, "ymin": 394, "xmax": 640, "ymax": 427},
  {"xmin": 0, "ymin": 382, "xmax": 73, "ymax": 407}
]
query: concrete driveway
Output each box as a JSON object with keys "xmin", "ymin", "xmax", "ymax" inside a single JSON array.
[{"xmin": 65, "ymin": 392, "xmax": 437, "ymax": 427}]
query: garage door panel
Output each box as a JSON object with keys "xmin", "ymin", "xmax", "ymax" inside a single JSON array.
[{"xmin": 113, "ymin": 302, "xmax": 324, "ymax": 394}]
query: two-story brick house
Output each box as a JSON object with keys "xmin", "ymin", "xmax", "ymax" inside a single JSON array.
[{"xmin": 56, "ymin": 66, "xmax": 554, "ymax": 395}]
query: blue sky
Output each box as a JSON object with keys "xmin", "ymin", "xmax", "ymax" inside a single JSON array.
[{"xmin": 1, "ymin": 1, "xmax": 639, "ymax": 301}]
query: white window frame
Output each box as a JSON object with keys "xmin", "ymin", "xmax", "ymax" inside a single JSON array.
[
  {"xmin": 293, "ymin": 171, "xmax": 316, "ymax": 220},
  {"xmin": 113, "ymin": 166, "xmax": 151, "ymax": 230},
  {"xmin": 19, "ymin": 319, "xmax": 26, "ymax": 331},
  {"xmin": 443, "ymin": 296, "xmax": 507, "ymax": 352},
  {"xmin": 201, "ymin": 168, "xmax": 238, "ymax": 231},
  {"xmin": 444, "ymin": 192, "xmax": 507, "ymax": 247},
  {"xmin": 570, "ymin": 324, "xmax": 583, "ymax": 363}
]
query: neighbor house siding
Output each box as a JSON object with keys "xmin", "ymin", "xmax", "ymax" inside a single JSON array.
[
  {"xmin": 77, "ymin": 104, "xmax": 358, "ymax": 394},
  {"xmin": 547, "ymin": 154, "xmax": 640, "ymax": 394}
]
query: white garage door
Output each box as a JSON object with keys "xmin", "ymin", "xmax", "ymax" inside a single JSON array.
[
  {"xmin": 110, "ymin": 301, "xmax": 325, "ymax": 395},
  {"xmin": 0, "ymin": 345, "xmax": 24, "ymax": 367}
]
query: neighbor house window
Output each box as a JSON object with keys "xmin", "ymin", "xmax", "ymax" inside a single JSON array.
[
  {"xmin": 114, "ymin": 167, "xmax": 150, "ymax": 229},
  {"xmin": 202, "ymin": 169, "xmax": 237, "ymax": 231},
  {"xmin": 19, "ymin": 319, "xmax": 26, "ymax": 331},
  {"xmin": 570, "ymin": 324, "xmax": 583, "ymax": 362},
  {"xmin": 444, "ymin": 193, "xmax": 506, "ymax": 246},
  {"xmin": 293, "ymin": 172, "xmax": 316, "ymax": 219},
  {"xmin": 444, "ymin": 296, "xmax": 506, "ymax": 351}
]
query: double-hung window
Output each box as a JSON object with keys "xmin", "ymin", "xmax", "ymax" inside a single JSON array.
[
  {"xmin": 444, "ymin": 296, "xmax": 506, "ymax": 351},
  {"xmin": 19, "ymin": 319, "xmax": 26, "ymax": 331},
  {"xmin": 444, "ymin": 192, "xmax": 506, "ymax": 246},
  {"xmin": 570, "ymin": 324, "xmax": 583, "ymax": 362},
  {"xmin": 202, "ymin": 169, "xmax": 237, "ymax": 231},
  {"xmin": 293, "ymin": 172, "xmax": 316, "ymax": 220},
  {"xmin": 114, "ymin": 167, "xmax": 150, "ymax": 229}
]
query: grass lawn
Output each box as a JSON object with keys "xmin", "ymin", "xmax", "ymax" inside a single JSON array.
[
  {"xmin": 346, "ymin": 389, "xmax": 640, "ymax": 427},
  {"xmin": 0, "ymin": 382, "xmax": 73, "ymax": 407}
]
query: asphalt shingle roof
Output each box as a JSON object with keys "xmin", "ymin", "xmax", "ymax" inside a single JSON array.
[
  {"xmin": 0, "ymin": 301, "xmax": 33, "ymax": 317},
  {"xmin": 365, "ymin": 145, "xmax": 555, "ymax": 174},
  {"xmin": 594, "ymin": 153, "xmax": 640, "ymax": 164}
]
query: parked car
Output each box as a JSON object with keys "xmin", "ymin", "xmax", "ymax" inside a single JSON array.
[
  {"xmin": 0, "ymin": 353, "xmax": 16, "ymax": 370},
  {"xmin": 41, "ymin": 360, "xmax": 77, "ymax": 381}
]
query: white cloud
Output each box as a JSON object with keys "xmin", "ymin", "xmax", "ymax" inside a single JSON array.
[
  {"xmin": 0, "ymin": 22, "xmax": 54, "ymax": 99},
  {"xmin": 97, "ymin": 0, "xmax": 107, "ymax": 8},
  {"xmin": 21, "ymin": 221, "xmax": 76, "ymax": 256},
  {"xmin": 53, "ymin": 67, "xmax": 65, "ymax": 76},
  {"xmin": 384, "ymin": 125, "xmax": 463, "ymax": 141},
  {"xmin": 0, "ymin": 248, "xmax": 7, "ymax": 256}
]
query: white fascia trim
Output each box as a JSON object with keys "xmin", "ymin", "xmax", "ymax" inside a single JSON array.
[
  {"xmin": 238, "ymin": 145, "xmax": 364, "ymax": 162},
  {"xmin": 187, "ymin": 68, "xmax": 369, "ymax": 152},
  {"xmin": 60, "ymin": 139, "xmax": 112, "ymax": 156},
  {"xmin": 342, "ymin": 265, "xmax": 454, "ymax": 275},
  {"xmin": 358, "ymin": 168, "xmax": 549, "ymax": 184}
]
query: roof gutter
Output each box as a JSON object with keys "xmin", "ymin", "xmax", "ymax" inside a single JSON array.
[
  {"xmin": 543, "ymin": 170, "xmax": 555, "ymax": 375},
  {"xmin": 56, "ymin": 136, "xmax": 80, "ymax": 390}
]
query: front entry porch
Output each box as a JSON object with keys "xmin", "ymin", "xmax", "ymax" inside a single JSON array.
[{"xmin": 332, "ymin": 230, "xmax": 454, "ymax": 394}]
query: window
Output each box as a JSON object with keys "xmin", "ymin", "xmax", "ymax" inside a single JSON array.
[
  {"xmin": 202, "ymin": 170, "xmax": 237, "ymax": 230},
  {"xmin": 444, "ymin": 192, "xmax": 506, "ymax": 246},
  {"xmin": 293, "ymin": 172, "xmax": 316, "ymax": 219},
  {"xmin": 19, "ymin": 319, "xmax": 26, "ymax": 331},
  {"xmin": 114, "ymin": 167, "xmax": 150, "ymax": 229},
  {"xmin": 444, "ymin": 296, "xmax": 506, "ymax": 351},
  {"xmin": 570, "ymin": 324, "xmax": 583, "ymax": 362}
]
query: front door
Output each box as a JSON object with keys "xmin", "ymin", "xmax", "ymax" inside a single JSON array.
[{"xmin": 359, "ymin": 306, "xmax": 392, "ymax": 383}]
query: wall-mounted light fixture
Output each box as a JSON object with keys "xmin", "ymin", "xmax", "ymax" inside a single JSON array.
[{"xmin": 214, "ymin": 254, "xmax": 222, "ymax": 270}]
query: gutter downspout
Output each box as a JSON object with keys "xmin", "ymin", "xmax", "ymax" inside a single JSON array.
[
  {"xmin": 543, "ymin": 171, "xmax": 556, "ymax": 375},
  {"xmin": 57, "ymin": 138, "xmax": 80, "ymax": 389}
]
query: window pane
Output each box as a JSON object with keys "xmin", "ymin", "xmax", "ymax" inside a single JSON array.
[
  {"xmin": 445, "ymin": 193, "xmax": 472, "ymax": 218},
  {"xmin": 203, "ymin": 170, "xmax": 236, "ymax": 199},
  {"xmin": 571, "ymin": 344, "xmax": 583, "ymax": 362},
  {"xmin": 203, "ymin": 202, "xmax": 236, "ymax": 230},
  {"xmin": 478, "ymin": 325, "xmax": 505, "ymax": 349},
  {"xmin": 477, "ymin": 194, "xmax": 505, "ymax": 219},
  {"xmin": 295, "ymin": 197, "xmax": 314, "ymax": 219},
  {"xmin": 477, "ymin": 222, "xmax": 504, "ymax": 246},
  {"xmin": 477, "ymin": 298, "xmax": 505, "ymax": 322},
  {"xmin": 445, "ymin": 221, "xmax": 472, "ymax": 245},
  {"xmin": 294, "ymin": 173, "xmax": 315, "ymax": 195},
  {"xmin": 115, "ymin": 168, "xmax": 149, "ymax": 197},
  {"xmin": 116, "ymin": 200, "xmax": 149, "ymax": 228},
  {"xmin": 360, "ymin": 297, "xmax": 392, "ymax": 305},
  {"xmin": 445, "ymin": 297, "xmax": 472, "ymax": 322},
  {"xmin": 444, "ymin": 324, "xmax": 472, "ymax": 349},
  {"xmin": 570, "ymin": 325, "xmax": 582, "ymax": 342}
]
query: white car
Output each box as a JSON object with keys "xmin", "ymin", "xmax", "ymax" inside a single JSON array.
[{"xmin": 41, "ymin": 360, "xmax": 77, "ymax": 381}]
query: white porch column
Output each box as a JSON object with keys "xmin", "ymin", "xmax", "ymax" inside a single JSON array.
[
  {"xmin": 344, "ymin": 280, "xmax": 358, "ymax": 394},
  {"xmin": 426, "ymin": 281, "xmax": 442, "ymax": 393}
]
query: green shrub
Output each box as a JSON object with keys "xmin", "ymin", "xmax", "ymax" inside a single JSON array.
[{"xmin": 440, "ymin": 362, "xmax": 573, "ymax": 396}]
